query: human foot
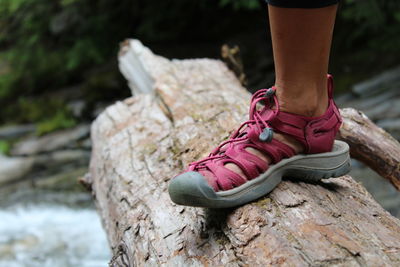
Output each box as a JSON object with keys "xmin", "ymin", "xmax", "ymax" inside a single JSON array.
[{"xmin": 168, "ymin": 75, "xmax": 351, "ymax": 208}]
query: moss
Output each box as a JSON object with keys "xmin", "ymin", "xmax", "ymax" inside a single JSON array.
[
  {"xmin": 286, "ymin": 232, "xmax": 297, "ymax": 243},
  {"xmin": 170, "ymin": 137, "xmax": 183, "ymax": 158},
  {"xmin": 142, "ymin": 143, "xmax": 158, "ymax": 155},
  {"xmin": 274, "ymin": 207, "xmax": 282, "ymax": 217},
  {"xmin": 255, "ymin": 197, "xmax": 272, "ymax": 208},
  {"xmin": 170, "ymin": 146, "xmax": 181, "ymax": 157},
  {"xmin": 157, "ymin": 154, "xmax": 166, "ymax": 162},
  {"xmin": 215, "ymin": 238, "xmax": 226, "ymax": 245},
  {"xmin": 190, "ymin": 113, "xmax": 205, "ymax": 122}
]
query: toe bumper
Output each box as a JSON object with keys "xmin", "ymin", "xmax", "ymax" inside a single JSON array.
[{"xmin": 168, "ymin": 171, "xmax": 218, "ymax": 207}]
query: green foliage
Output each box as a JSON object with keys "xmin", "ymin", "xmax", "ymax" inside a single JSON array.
[
  {"xmin": 0, "ymin": 140, "xmax": 10, "ymax": 154},
  {"xmin": 0, "ymin": 0, "xmax": 399, "ymax": 127},
  {"xmin": 15, "ymin": 97, "xmax": 76, "ymax": 135},
  {"xmin": 0, "ymin": 0, "xmax": 263, "ymax": 118},
  {"xmin": 219, "ymin": 0, "xmax": 260, "ymax": 10},
  {"xmin": 340, "ymin": 0, "xmax": 400, "ymax": 51},
  {"xmin": 0, "ymin": 0, "xmax": 134, "ymax": 117},
  {"xmin": 36, "ymin": 110, "xmax": 77, "ymax": 136}
]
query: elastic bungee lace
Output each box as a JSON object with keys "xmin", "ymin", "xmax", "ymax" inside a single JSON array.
[{"xmin": 188, "ymin": 87, "xmax": 279, "ymax": 171}]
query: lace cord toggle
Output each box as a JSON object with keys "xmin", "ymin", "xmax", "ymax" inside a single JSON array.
[
  {"xmin": 259, "ymin": 127, "xmax": 273, "ymax": 142},
  {"xmin": 264, "ymin": 88, "xmax": 275, "ymax": 98}
]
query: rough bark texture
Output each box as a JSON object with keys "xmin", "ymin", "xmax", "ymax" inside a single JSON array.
[
  {"xmin": 339, "ymin": 108, "xmax": 400, "ymax": 190},
  {"xmin": 88, "ymin": 39, "xmax": 400, "ymax": 266}
]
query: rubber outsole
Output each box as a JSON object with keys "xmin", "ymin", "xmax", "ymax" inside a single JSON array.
[{"xmin": 168, "ymin": 140, "xmax": 351, "ymax": 208}]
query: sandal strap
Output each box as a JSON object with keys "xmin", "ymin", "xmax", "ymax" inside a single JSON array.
[
  {"xmin": 225, "ymin": 143, "xmax": 268, "ymax": 178},
  {"xmin": 205, "ymin": 159, "xmax": 247, "ymax": 190},
  {"xmin": 190, "ymin": 75, "xmax": 342, "ymax": 191}
]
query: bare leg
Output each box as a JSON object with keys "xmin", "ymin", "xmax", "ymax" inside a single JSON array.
[
  {"xmin": 269, "ymin": 4, "xmax": 338, "ymax": 117},
  {"xmin": 224, "ymin": 4, "xmax": 338, "ymax": 178}
]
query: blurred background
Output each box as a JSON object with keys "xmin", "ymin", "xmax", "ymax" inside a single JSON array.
[{"xmin": 0, "ymin": 0, "xmax": 399, "ymax": 266}]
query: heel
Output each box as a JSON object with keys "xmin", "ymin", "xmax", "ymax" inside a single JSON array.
[{"xmin": 283, "ymin": 157, "xmax": 351, "ymax": 182}]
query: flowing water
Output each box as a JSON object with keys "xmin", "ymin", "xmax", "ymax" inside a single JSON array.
[
  {"xmin": 0, "ymin": 204, "xmax": 110, "ymax": 267},
  {"xmin": 0, "ymin": 181, "xmax": 111, "ymax": 267}
]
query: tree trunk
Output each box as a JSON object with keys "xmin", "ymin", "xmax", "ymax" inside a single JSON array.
[{"xmin": 87, "ymin": 39, "xmax": 400, "ymax": 266}]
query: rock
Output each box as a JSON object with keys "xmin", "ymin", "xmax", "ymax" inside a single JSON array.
[
  {"xmin": 378, "ymin": 118, "xmax": 400, "ymax": 130},
  {"xmin": 377, "ymin": 118, "xmax": 400, "ymax": 139},
  {"xmin": 33, "ymin": 150, "xmax": 90, "ymax": 169},
  {"xmin": 0, "ymin": 155, "xmax": 34, "ymax": 185},
  {"xmin": 0, "ymin": 139, "xmax": 90, "ymax": 187},
  {"xmin": 0, "ymin": 167, "xmax": 92, "ymax": 207},
  {"xmin": 33, "ymin": 167, "xmax": 89, "ymax": 191},
  {"xmin": 350, "ymin": 160, "xmax": 400, "ymax": 218},
  {"xmin": 338, "ymin": 71, "xmax": 400, "ymax": 138},
  {"xmin": 352, "ymin": 65, "xmax": 400, "ymax": 97},
  {"xmin": 339, "ymin": 89, "xmax": 398, "ymax": 110},
  {"xmin": 80, "ymin": 138, "xmax": 92, "ymax": 149},
  {"xmin": 340, "ymin": 93, "xmax": 400, "ymax": 120},
  {"xmin": 11, "ymin": 124, "xmax": 90, "ymax": 156},
  {"xmin": 0, "ymin": 149, "xmax": 89, "ymax": 186},
  {"xmin": 67, "ymin": 100, "xmax": 85, "ymax": 118},
  {"xmin": 0, "ymin": 124, "xmax": 36, "ymax": 140}
]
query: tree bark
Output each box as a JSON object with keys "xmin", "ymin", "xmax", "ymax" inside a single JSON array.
[
  {"xmin": 88, "ymin": 39, "xmax": 400, "ymax": 266},
  {"xmin": 339, "ymin": 108, "xmax": 400, "ymax": 190}
]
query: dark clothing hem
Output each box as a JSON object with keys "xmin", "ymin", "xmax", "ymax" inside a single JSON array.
[{"xmin": 265, "ymin": 0, "xmax": 339, "ymax": 8}]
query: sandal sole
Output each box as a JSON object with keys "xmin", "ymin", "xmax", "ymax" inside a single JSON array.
[{"xmin": 168, "ymin": 140, "xmax": 351, "ymax": 208}]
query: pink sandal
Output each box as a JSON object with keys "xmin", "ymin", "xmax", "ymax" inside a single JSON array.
[{"xmin": 168, "ymin": 75, "xmax": 350, "ymax": 208}]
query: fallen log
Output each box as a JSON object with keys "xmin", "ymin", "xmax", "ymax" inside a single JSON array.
[
  {"xmin": 88, "ymin": 39, "xmax": 400, "ymax": 266},
  {"xmin": 339, "ymin": 109, "xmax": 400, "ymax": 190}
]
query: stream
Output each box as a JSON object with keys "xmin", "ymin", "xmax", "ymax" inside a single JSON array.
[
  {"xmin": 0, "ymin": 204, "xmax": 110, "ymax": 267},
  {"xmin": 0, "ymin": 178, "xmax": 111, "ymax": 267}
]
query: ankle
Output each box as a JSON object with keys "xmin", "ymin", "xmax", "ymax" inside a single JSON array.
[
  {"xmin": 274, "ymin": 83, "xmax": 329, "ymax": 117},
  {"xmin": 277, "ymin": 93, "xmax": 328, "ymax": 117}
]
